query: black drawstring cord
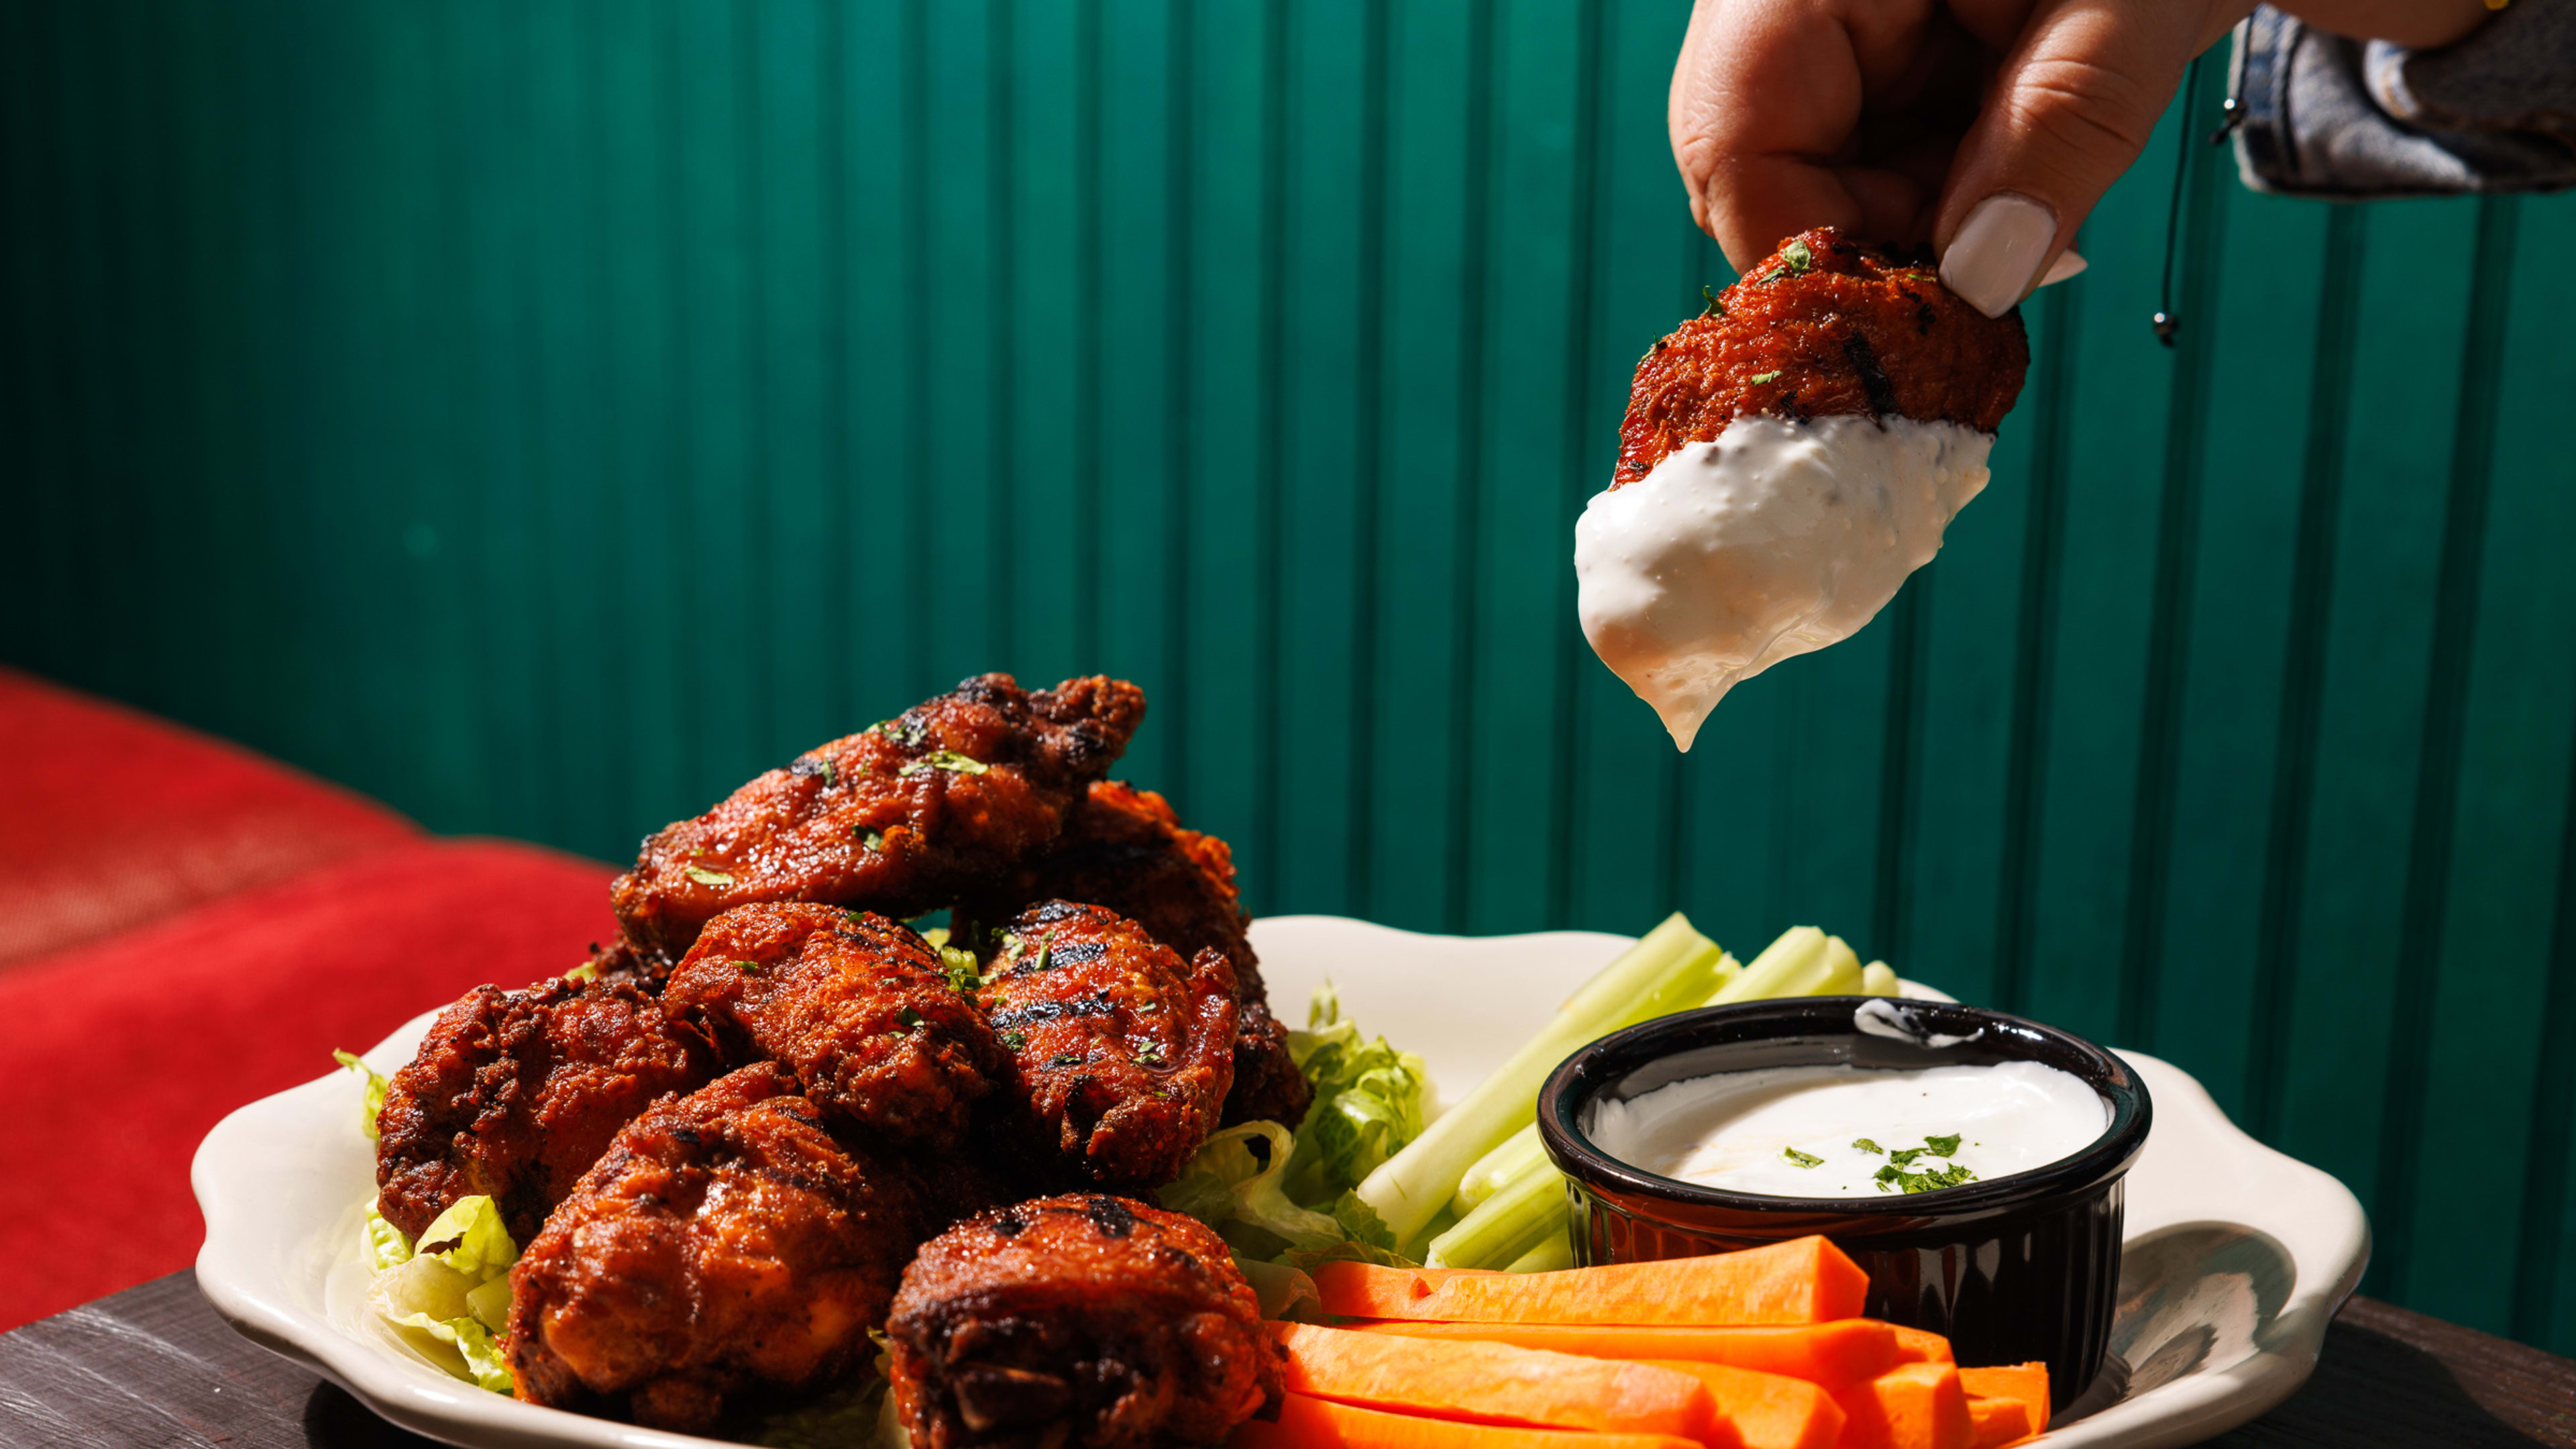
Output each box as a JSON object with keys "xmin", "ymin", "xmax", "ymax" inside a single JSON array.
[{"xmin": 2155, "ymin": 41, "xmax": 2247, "ymax": 347}]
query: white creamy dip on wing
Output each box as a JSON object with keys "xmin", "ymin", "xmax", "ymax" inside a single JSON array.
[
  {"xmin": 1587, "ymin": 1061, "xmax": 2105, "ymax": 1199},
  {"xmin": 1573, "ymin": 415, "xmax": 1993, "ymax": 749}
]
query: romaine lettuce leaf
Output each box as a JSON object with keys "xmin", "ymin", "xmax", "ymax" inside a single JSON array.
[
  {"xmin": 1282, "ymin": 983, "xmax": 1427, "ymax": 1204},
  {"xmin": 333, "ymin": 1049, "xmax": 390, "ymax": 1142},
  {"xmin": 364, "ymin": 1194, "xmax": 519, "ymax": 1394}
]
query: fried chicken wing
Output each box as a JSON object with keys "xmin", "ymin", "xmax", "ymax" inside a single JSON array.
[
  {"xmin": 887, "ymin": 1194, "xmax": 1282, "ymax": 1449},
  {"xmin": 660, "ymin": 902, "xmax": 1006, "ymax": 1152},
  {"xmin": 981, "ymin": 902, "xmax": 1237, "ymax": 1189},
  {"xmin": 1617, "ymin": 227, "xmax": 2029, "ymax": 484},
  {"xmin": 612, "ymin": 674, "xmax": 1148, "ymax": 959},
  {"xmin": 374, "ymin": 975, "xmax": 719, "ymax": 1244},
  {"xmin": 508, "ymin": 1063, "xmax": 928, "ymax": 1431},
  {"xmin": 966, "ymin": 782, "xmax": 1311, "ymax": 1129}
]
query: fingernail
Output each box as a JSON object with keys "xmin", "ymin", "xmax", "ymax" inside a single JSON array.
[
  {"xmin": 2039, "ymin": 249, "xmax": 2088, "ymax": 286},
  {"xmin": 1941, "ymin": 193, "xmax": 2058, "ymax": 317}
]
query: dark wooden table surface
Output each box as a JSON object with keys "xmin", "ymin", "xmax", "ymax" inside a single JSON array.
[{"xmin": 2, "ymin": 1273, "xmax": 2571, "ymax": 1447}]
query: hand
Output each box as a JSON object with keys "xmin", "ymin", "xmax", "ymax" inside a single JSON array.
[{"xmin": 1669, "ymin": 0, "xmax": 2247, "ymax": 317}]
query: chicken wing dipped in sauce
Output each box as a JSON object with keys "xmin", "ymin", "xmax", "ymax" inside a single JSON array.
[
  {"xmin": 374, "ymin": 975, "xmax": 719, "ymax": 1243},
  {"xmin": 967, "ymin": 782, "xmax": 1311, "ymax": 1130},
  {"xmin": 1615, "ymin": 226, "xmax": 2028, "ymax": 485},
  {"xmin": 886, "ymin": 1194, "xmax": 1282, "ymax": 1449},
  {"xmin": 508, "ymin": 1063, "xmax": 928, "ymax": 1432},
  {"xmin": 1577, "ymin": 229, "xmax": 2032, "ymax": 750},
  {"xmin": 660, "ymin": 902, "xmax": 1006, "ymax": 1152},
  {"xmin": 612, "ymin": 674, "xmax": 1148, "ymax": 959},
  {"xmin": 980, "ymin": 901, "xmax": 1238, "ymax": 1189}
]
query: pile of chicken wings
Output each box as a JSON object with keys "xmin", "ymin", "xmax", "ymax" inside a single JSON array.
[{"xmin": 372, "ymin": 674, "xmax": 1294, "ymax": 1444}]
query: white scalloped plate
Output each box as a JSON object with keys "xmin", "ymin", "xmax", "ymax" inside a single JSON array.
[{"xmin": 195, "ymin": 915, "xmax": 2368, "ymax": 1448}]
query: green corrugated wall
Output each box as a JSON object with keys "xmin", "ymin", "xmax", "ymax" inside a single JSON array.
[{"xmin": 5, "ymin": 0, "xmax": 2574, "ymax": 1353}]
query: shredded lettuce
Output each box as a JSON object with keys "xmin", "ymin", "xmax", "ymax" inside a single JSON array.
[
  {"xmin": 1159, "ymin": 985, "xmax": 1426, "ymax": 1270},
  {"xmin": 1282, "ymin": 983, "xmax": 1428, "ymax": 1205},
  {"xmin": 364, "ymin": 1194, "xmax": 519, "ymax": 1395},
  {"xmin": 333, "ymin": 1049, "xmax": 390, "ymax": 1142}
]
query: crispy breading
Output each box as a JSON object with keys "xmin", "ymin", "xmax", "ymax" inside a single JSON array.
[
  {"xmin": 965, "ymin": 782, "xmax": 1312, "ymax": 1129},
  {"xmin": 1617, "ymin": 227, "xmax": 2029, "ymax": 485},
  {"xmin": 887, "ymin": 1194, "xmax": 1282, "ymax": 1449},
  {"xmin": 612, "ymin": 674, "xmax": 1147, "ymax": 959},
  {"xmin": 373, "ymin": 975, "xmax": 718, "ymax": 1243},
  {"xmin": 980, "ymin": 902, "xmax": 1238, "ymax": 1189},
  {"xmin": 660, "ymin": 903, "xmax": 1006, "ymax": 1152},
  {"xmin": 507, "ymin": 1064, "xmax": 930, "ymax": 1431}
]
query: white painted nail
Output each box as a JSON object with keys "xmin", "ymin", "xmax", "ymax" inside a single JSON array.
[
  {"xmin": 1941, "ymin": 193, "xmax": 2059, "ymax": 317},
  {"xmin": 2039, "ymin": 248, "xmax": 2089, "ymax": 286}
]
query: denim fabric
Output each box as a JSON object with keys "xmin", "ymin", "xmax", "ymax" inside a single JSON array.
[{"xmin": 2231, "ymin": 3, "xmax": 2576, "ymax": 199}]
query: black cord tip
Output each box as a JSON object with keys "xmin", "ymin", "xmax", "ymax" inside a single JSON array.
[{"xmin": 2152, "ymin": 311, "xmax": 2180, "ymax": 346}]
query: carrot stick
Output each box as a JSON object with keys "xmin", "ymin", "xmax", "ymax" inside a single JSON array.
[
  {"xmin": 1958, "ymin": 1364, "xmax": 2049, "ymax": 1449},
  {"xmin": 1270, "ymin": 1324, "xmax": 1719, "ymax": 1443},
  {"xmin": 1348, "ymin": 1318, "xmax": 1913, "ymax": 1386},
  {"xmin": 1229, "ymin": 1392, "xmax": 1711, "ymax": 1449},
  {"xmin": 1637, "ymin": 1360, "xmax": 1847, "ymax": 1449},
  {"xmin": 1837, "ymin": 1362, "xmax": 1972, "ymax": 1449},
  {"xmin": 1316, "ymin": 1237, "xmax": 1867, "ymax": 1327}
]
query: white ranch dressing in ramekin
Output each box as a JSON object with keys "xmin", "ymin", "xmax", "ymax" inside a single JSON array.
[
  {"xmin": 1572, "ymin": 415, "xmax": 1992, "ymax": 750},
  {"xmin": 1588, "ymin": 1061, "xmax": 2107, "ymax": 1199}
]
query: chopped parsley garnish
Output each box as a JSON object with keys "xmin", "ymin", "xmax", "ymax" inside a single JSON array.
[
  {"xmin": 1000, "ymin": 1029, "xmax": 1027, "ymax": 1049},
  {"xmin": 1748, "ymin": 369, "xmax": 1783, "ymax": 384},
  {"xmin": 1048, "ymin": 1051, "xmax": 1085, "ymax": 1068},
  {"xmin": 1782, "ymin": 1146, "xmax": 1825, "ymax": 1169},
  {"xmin": 900, "ymin": 751, "xmax": 990, "ymax": 778},
  {"xmin": 818, "ymin": 759, "xmax": 838, "ymax": 786},
  {"xmin": 1761, "ymin": 238, "xmax": 1815, "ymax": 283},
  {"xmin": 1875, "ymin": 1161, "xmax": 1979, "ymax": 1195},
  {"xmin": 857, "ymin": 826, "xmax": 885, "ymax": 851},
  {"xmin": 898, "ymin": 1006, "xmax": 926, "ymax": 1030},
  {"xmin": 1888, "ymin": 1147, "xmax": 1927, "ymax": 1167},
  {"xmin": 1924, "ymin": 1133, "xmax": 1963, "ymax": 1158},
  {"xmin": 1134, "ymin": 1041, "xmax": 1164, "ymax": 1066},
  {"xmin": 1851, "ymin": 1138, "xmax": 1885, "ymax": 1155},
  {"xmin": 734, "ymin": 959, "xmax": 763, "ymax": 975},
  {"xmin": 1700, "ymin": 283, "xmax": 1725, "ymax": 319},
  {"xmin": 939, "ymin": 945, "xmax": 983, "ymax": 994},
  {"xmin": 684, "ymin": 865, "xmax": 735, "ymax": 887}
]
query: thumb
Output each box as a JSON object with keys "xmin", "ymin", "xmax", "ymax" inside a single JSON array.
[{"xmin": 1934, "ymin": 0, "xmax": 2244, "ymax": 317}]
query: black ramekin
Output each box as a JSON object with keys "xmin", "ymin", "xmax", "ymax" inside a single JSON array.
[{"xmin": 1537, "ymin": 998, "xmax": 2150, "ymax": 1410}]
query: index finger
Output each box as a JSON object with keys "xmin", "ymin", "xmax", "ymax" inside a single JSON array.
[{"xmin": 1670, "ymin": 0, "xmax": 1945, "ymax": 270}]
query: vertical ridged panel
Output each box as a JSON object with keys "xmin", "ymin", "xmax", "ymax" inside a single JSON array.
[{"xmin": 2274, "ymin": 199, "xmax": 2482, "ymax": 1247}]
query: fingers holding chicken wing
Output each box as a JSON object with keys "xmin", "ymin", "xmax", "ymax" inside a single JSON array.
[
  {"xmin": 661, "ymin": 902, "xmax": 1006, "ymax": 1152},
  {"xmin": 886, "ymin": 1194, "xmax": 1282, "ymax": 1449},
  {"xmin": 374, "ymin": 975, "xmax": 720, "ymax": 1244},
  {"xmin": 612, "ymin": 674, "xmax": 1148, "ymax": 959},
  {"xmin": 507, "ymin": 1063, "xmax": 930, "ymax": 1432},
  {"xmin": 981, "ymin": 902, "xmax": 1238, "ymax": 1189}
]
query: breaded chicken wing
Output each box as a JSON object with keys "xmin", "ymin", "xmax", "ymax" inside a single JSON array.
[
  {"xmin": 660, "ymin": 903, "xmax": 1006, "ymax": 1152},
  {"xmin": 887, "ymin": 1194, "xmax": 1282, "ymax": 1449},
  {"xmin": 612, "ymin": 674, "xmax": 1148, "ymax": 959},
  {"xmin": 374, "ymin": 975, "xmax": 719, "ymax": 1243},
  {"xmin": 1617, "ymin": 227, "xmax": 2029, "ymax": 484},
  {"xmin": 966, "ymin": 782, "xmax": 1311, "ymax": 1129},
  {"xmin": 981, "ymin": 902, "xmax": 1237, "ymax": 1189},
  {"xmin": 508, "ymin": 1064, "xmax": 928, "ymax": 1432}
]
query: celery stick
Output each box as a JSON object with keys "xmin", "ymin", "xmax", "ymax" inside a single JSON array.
[
  {"xmin": 1424, "ymin": 1161, "xmax": 1569, "ymax": 1270},
  {"xmin": 1354, "ymin": 913, "xmax": 1721, "ymax": 1244},
  {"xmin": 1705, "ymin": 926, "xmax": 1827, "ymax": 1004},
  {"xmin": 1505, "ymin": 1233, "xmax": 1576, "ymax": 1274},
  {"xmin": 1860, "ymin": 961, "xmax": 1900, "ymax": 996},
  {"xmin": 1454, "ymin": 1123, "xmax": 1548, "ymax": 1214}
]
